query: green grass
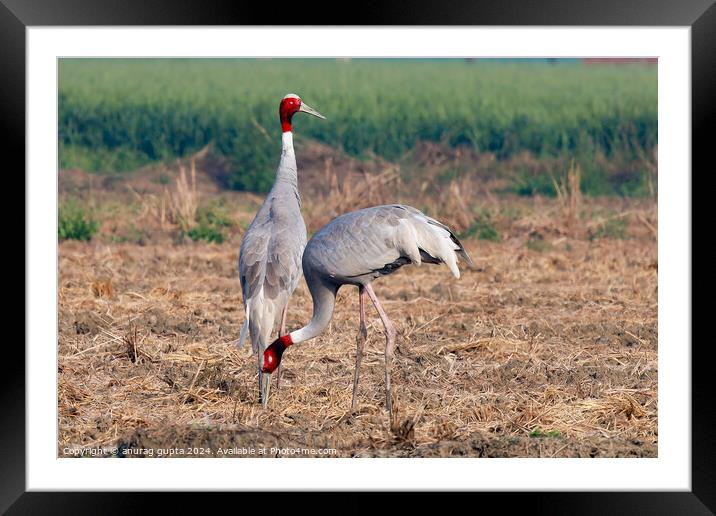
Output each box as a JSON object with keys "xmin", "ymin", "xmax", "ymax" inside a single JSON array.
[
  {"xmin": 460, "ymin": 212, "xmax": 500, "ymax": 242},
  {"xmin": 529, "ymin": 428, "xmax": 562, "ymax": 438},
  {"xmin": 59, "ymin": 200, "xmax": 99, "ymax": 241},
  {"xmin": 59, "ymin": 58, "xmax": 657, "ymax": 195},
  {"xmin": 185, "ymin": 203, "xmax": 234, "ymax": 244},
  {"xmin": 108, "ymin": 223, "xmax": 146, "ymax": 245},
  {"xmin": 590, "ymin": 215, "xmax": 629, "ymax": 240},
  {"xmin": 186, "ymin": 224, "xmax": 225, "ymax": 244}
]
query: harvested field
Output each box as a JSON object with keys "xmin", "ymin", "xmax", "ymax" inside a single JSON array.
[
  {"xmin": 56, "ymin": 57, "xmax": 659, "ymax": 462},
  {"xmin": 58, "ymin": 164, "xmax": 658, "ymax": 457}
]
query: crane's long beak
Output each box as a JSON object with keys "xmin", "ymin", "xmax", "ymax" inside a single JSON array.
[
  {"xmin": 260, "ymin": 372, "xmax": 271, "ymax": 409},
  {"xmin": 299, "ymin": 102, "xmax": 326, "ymax": 120}
]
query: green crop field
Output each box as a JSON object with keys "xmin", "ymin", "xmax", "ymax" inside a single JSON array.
[{"xmin": 58, "ymin": 58, "xmax": 657, "ymax": 195}]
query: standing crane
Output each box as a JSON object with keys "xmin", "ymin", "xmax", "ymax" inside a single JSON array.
[
  {"xmin": 260, "ymin": 204, "xmax": 474, "ymax": 416},
  {"xmin": 238, "ymin": 93, "xmax": 325, "ymax": 408}
]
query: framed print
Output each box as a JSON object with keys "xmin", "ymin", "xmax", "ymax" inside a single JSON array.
[{"xmin": 8, "ymin": 0, "xmax": 711, "ymax": 511}]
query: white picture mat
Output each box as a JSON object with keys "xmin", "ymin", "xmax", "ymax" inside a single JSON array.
[{"xmin": 27, "ymin": 27, "xmax": 690, "ymax": 490}]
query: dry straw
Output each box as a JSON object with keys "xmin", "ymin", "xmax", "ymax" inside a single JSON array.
[
  {"xmin": 58, "ymin": 143, "xmax": 657, "ymax": 457},
  {"xmin": 59, "ymin": 226, "xmax": 657, "ymax": 457}
]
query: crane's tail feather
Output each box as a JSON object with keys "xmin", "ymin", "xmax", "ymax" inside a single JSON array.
[
  {"xmin": 242, "ymin": 288, "xmax": 280, "ymax": 355},
  {"xmin": 425, "ymin": 219, "xmax": 474, "ymax": 265},
  {"xmin": 453, "ymin": 237, "xmax": 475, "ymax": 270},
  {"xmin": 398, "ymin": 214, "xmax": 473, "ymax": 279},
  {"xmin": 238, "ymin": 298, "xmax": 252, "ymax": 350}
]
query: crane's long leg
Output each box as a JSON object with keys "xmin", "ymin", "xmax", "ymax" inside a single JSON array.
[
  {"xmin": 276, "ymin": 303, "xmax": 288, "ymax": 390},
  {"xmin": 364, "ymin": 284, "xmax": 396, "ymax": 417},
  {"xmin": 351, "ymin": 286, "xmax": 368, "ymax": 411}
]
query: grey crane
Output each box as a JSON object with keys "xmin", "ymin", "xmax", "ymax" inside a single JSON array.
[
  {"xmin": 238, "ymin": 93, "xmax": 325, "ymax": 408},
  {"xmin": 260, "ymin": 204, "xmax": 474, "ymax": 416}
]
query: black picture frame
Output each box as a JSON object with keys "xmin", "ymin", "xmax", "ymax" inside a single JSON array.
[{"xmin": 7, "ymin": 0, "xmax": 709, "ymax": 512}]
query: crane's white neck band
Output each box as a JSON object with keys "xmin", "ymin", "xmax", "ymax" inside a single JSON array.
[
  {"xmin": 282, "ymin": 131, "xmax": 294, "ymax": 155},
  {"xmin": 277, "ymin": 131, "xmax": 297, "ymax": 182},
  {"xmin": 289, "ymin": 326, "xmax": 317, "ymax": 345}
]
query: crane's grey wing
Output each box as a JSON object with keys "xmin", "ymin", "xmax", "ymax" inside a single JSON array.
[
  {"xmin": 304, "ymin": 207, "xmax": 404, "ymax": 281},
  {"xmin": 239, "ymin": 209, "xmax": 306, "ymax": 350},
  {"xmin": 239, "ymin": 221, "xmax": 269, "ymax": 301},
  {"xmin": 263, "ymin": 225, "xmax": 305, "ymax": 300},
  {"xmin": 239, "ymin": 195, "xmax": 306, "ymax": 296},
  {"xmin": 304, "ymin": 204, "xmax": 472, "ymax": 283},
  {"xmin": 240, "ymin": 223, "xmax": 304, "ymax": 304}
]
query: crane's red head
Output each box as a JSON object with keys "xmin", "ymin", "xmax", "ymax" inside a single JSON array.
[
  {"xmin": 262, "ymin": 334, "xmax": 293, "ymax": 373},
  {"xmin": 279, "ymin": 93, "xmax": 326, "ymax": 133}
]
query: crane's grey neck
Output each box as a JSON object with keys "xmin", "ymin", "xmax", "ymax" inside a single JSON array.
[
  {"xmin": 289, "ymin": 278, "xmax": 337, "ymax": 344},
  {"xmin": 276, "ymin": 131, "xmax": 297, "ymax": 186}
]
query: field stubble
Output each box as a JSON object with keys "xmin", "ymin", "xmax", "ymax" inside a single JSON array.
[{"xmin": 58, "ymin": 153, "xmax": 658, "ymax": 457}]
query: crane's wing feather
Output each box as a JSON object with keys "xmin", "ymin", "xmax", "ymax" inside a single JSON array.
[
  {"xmin": 239, "ymin": 204, "xmax": 306, "ymax": 351},
  {"xmin": 304, "ymin": 204, "xmax": 472, "ymax": 283},
  {"xmin": 263, "ymin": 226, "xmax": 304, "ymax": 299},
  {"xmin": 239, "ymin": 225, "xmax": 269, "ymax": 300},
  {"xmin": 240, "ymin": 217, "xmax": 304, "ymax": 301}
]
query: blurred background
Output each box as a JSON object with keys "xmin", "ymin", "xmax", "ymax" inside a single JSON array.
[{"xmin": 58, "ymin": 57, "xmax": 657, "ymax": 244}]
